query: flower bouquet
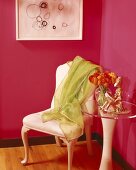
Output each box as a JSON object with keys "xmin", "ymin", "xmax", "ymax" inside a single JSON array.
[{"xmin": 89, "ymin": 71, "xmax": 128, "ymax": 116}]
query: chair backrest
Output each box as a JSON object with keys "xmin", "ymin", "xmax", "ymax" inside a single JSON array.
[
  {"xmin": 50, "ymin": 63, "xmax": 96, "ymax": 114},
  {"xmin": 51, "ymin": 63, "xmax": 69, "ymax": 109}
]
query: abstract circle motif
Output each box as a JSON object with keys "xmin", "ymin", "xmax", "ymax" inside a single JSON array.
[
  {"xmin": 26, "ymin": 1, "xmax": 69, "ymax": 32},
  {"xmin": 32, "ymin": 21, "xmax": 43, "ymax": 30},
  {"xmin": 53, "ymin": 25, "xmax": 56, "ymax": 29},
  {"xmin": 62, "ymin": 23, "xmax": 68, "ymax": 27},
  {"xmin": 36, "ymin": 16, "xmax": 42, "ymax": 22},
  {"xmin": 42, "ymin": 20, "xmax": 48, "ymax": 27},
  {"xmin": 44, "ymin": 12, "xmax": 50, "ymax": 19},
  {"xmin": 58, "ymin": 3, "xmax": 64, "ymax": 11},
  {"xmin": 26, "ymin": 4, "xmax": 41, "ymax": 18},
  {"xmin": 39, "ymin": 1, "xmax": 48, "ymax": 9}
]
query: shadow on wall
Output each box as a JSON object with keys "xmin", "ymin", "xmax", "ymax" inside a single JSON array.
[
  {"xmin": 114, "ymin": 81, "xmax": 136, "ymax": 169},
  {"xmin": 122, "ymin": 76, "xmax": 136, "ymax": 102},
  {"xmin": 128, "ymin": 118, "xmax": 136, "ymax": 169},
  {"xmin": 122, "ymin": 76, "xmax": 136, "ymax": 104},
  {"xmin": 124, "ymin": 82, "xmax": 136, "ymax": 169},
  {"xmin": 129, "ymin": 85, "xmax": 136, "ymax": 104}
]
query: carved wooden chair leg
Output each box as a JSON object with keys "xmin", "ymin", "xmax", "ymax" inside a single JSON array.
[
  {"xmin": 55, "ymin": 136, "xmax": 63, "ymax": 146},
  {"xmin": 85, "ymin": 120, "xmax": 93, "ymax": 156},
  {"xmin": 21, "ymin": 126, "xmax": 30, "ymax": 165}
]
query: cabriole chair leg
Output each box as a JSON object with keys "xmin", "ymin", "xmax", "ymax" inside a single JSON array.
[
  {"xmin": 55, "ymin": 136, "xmax": 63, "ymax": 146},
  {"xmin": 21, "ymin": 126, "xmax": 30, "ymax": 165},
  {"xmin": 85, "ymin": 121, "xmax": 93, "ymax": 156}
]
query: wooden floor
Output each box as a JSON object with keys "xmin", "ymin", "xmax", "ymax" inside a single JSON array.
[{"xmin": 0, "ymin": 141, "xmax": 123, "ymax": 170}]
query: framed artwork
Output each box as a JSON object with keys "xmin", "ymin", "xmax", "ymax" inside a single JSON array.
[{"xmin": 16, "ymin": 0, "xmax": 83, "ymax": 40}]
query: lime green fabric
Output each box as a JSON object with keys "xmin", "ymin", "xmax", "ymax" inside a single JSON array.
[{"xmin": 42, "ymin": 56, "xmax": 101, "ymax": 140}]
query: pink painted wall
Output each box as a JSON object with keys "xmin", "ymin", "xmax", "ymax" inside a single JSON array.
[
  {"xmin": 100, "ymin": 0, "xmax": 136, "ymax": 168},
  {"xmin": 0, "ymin": 1, "xmax": 102, "ymax": 138}
]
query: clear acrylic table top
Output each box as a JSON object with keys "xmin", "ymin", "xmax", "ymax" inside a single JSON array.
[{"xmin": 84, "ymin": 101, "xmax": 136, "ymax": 120}]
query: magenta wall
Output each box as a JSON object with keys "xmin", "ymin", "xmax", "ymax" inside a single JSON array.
[
  {"xmin": 0, "ymin": 1, "xmax": 102, "ymax": 139},
  {"xmin": 100, "ymin": 0, "xmax": 136, "ymax": 168}
]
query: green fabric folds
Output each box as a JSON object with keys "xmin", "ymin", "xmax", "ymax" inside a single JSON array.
[{"xmin": 42, "ymin": 56, "xmax": 101, "ymax": 140}]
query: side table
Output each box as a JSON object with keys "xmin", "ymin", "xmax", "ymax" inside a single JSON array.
[{"xmin": 84, "ymin": 101, "xmax": 136, "ymax": 170}]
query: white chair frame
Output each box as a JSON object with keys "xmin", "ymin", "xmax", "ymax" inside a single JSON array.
[{"xmin": 21, "ymin": 63, "xmax": 96, "ymax": 170}]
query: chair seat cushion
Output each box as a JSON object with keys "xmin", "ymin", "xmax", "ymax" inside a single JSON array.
[
  {"xmin": 23, "ymin": 110, "xmax": 65, "ymax": 137},
  {"xmin": 23, "ymin": 109, "xmax": 93, "ymax": 138}
]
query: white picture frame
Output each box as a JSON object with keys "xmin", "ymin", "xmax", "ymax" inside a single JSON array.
[{"xmin": 16, "ymin": 0, "xmax": 83, "ymax": 40}]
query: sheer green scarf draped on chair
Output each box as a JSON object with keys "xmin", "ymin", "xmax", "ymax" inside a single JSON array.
[{"xmin": 42, "ymin": 56, "xmax": 101, "ymax": 140}]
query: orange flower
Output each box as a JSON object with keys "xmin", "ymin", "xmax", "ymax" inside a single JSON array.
[{"xmin": 89, "ymin": 71, "xmax": 118, "ymax": 88}]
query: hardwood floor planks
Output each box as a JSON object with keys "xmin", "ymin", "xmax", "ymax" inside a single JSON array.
[{"xmin": 0, "ymin": 141, "xmax": 122, "ymax": 170}]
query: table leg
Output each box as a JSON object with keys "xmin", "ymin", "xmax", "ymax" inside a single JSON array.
[{"xmin": 99, "ymin": 118, "xmax": 117, "ymax": 170}]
